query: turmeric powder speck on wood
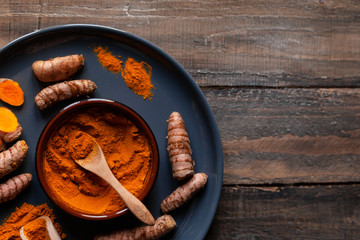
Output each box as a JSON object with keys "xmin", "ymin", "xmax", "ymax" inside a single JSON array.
[
  {"xmin": 122, "ymin": 58, "xmax": 154, "ymax": 100},
  {"xmin": 0, "ymin": 202, "xmax": 66, "ymax": 240}
]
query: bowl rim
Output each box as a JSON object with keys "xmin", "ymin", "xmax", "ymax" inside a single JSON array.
[{"xmin": 35, "ymin": 98, "xmax": 159, "ymax": 220}]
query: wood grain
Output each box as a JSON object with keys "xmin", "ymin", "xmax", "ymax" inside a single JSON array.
[
  {"xmin": 0, "ymin": 0, "xmax": 359, "ymax": 87},
  {"xmin": 206, "ymin": 185, "xmax": 360, "ymax": 239},
  {"xmin": 1, "ymin": 1, "xmax": 360, "ymax": 239},
  {"xmin": 204, "ymin": 87, "xmax": 360, "ymax": 184}
]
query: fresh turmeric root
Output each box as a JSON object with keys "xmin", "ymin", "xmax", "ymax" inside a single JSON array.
[
  {"xmin": 0, "ymin": 140, "xmax": 29, "ymax": 179},
  {"xmin": 34, "ymin": 79, "xmax": 97, "ymax": 110},
  {"xmin": 0, "ymin": 107, "xmax": 23, "ymax": 143},
  {"xmin": 161, "ymin": 173, "xmax": 208, "ymax": 213},
  {"xmin": 0, "ymin": 173, "xmax": 32, "ymax": 204},
  {"xmin": 0, "ymin": 139, "xmax": 5, "ymax": 152},
  {"xmin": 0, "ymin": 79, "xmax": 24, "ymax": 106},
  {"xmin": 0, "ymin": 125, "xmax": 23, "ymax": 143},
  {"xmin": 94, "ymin": 215, "xmax": 176, "ymax": 240},
  {"xmin": 167, "ymin": 112, "xmax": 194, "ymax": 181},
  {"xmin": 32, "ymin": 54, "xmax": 85, "ymax": 82}
]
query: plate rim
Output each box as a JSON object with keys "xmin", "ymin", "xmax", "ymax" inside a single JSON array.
[{"xmin": 0, "ymin": 24, "xmax": 224, "ymax": 239}]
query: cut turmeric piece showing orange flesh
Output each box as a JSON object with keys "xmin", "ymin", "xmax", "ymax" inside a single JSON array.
[
  {"xmin": 0, "ymin": 107, "xmax": 18, "ymax": 133},
  {"xmin": 0, "ymin": 79, "xmax": 24, "ymax": 106}
]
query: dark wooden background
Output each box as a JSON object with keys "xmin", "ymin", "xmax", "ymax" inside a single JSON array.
[{"xmin": 1, "ymin": 1, "xmax": 360, "ymax": 239}]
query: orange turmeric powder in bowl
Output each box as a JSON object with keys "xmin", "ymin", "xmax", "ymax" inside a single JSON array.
[{"xmin": 36, "ymin": 99, "xmax": 159, "ymax": 220}]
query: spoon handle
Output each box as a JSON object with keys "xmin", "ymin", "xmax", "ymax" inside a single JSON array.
[
  {"xmin": 42, "ymin": 216, "xmax": 61, "ymax": 240},
  {"xmin": 19, "ymin": 227, "xmax": 28, "ymax": 240},
  {"xmin": 106, "ymin": 173, "xmax": 155, "ymax": 225}
]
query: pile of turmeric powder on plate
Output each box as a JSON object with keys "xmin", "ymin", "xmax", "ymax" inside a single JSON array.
[
  {"xmin": 93, "ymin": 46, "xmax": 154, "ymax": 100},
  {"xmin": 0, "ymin": 202, "xmax": 66, "ymax": 240},
  {"xmin": 122, "ymin": 58, "xmax": 154, "ymax": 100},
  {"xmin": 42, "ymin": 107, "xmax": 152, "ymax": 215},
  {"xmin": 93, "ymin": 46, "xmax": 122, "ymax": 73}
]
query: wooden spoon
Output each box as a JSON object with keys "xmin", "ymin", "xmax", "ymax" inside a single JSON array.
[
  {"xmin": 19, "ymin": 216, "xmax": 61, "ymax": 240},
  {"xmin": 73, "ymin": 132, "xmax": 155, "ymax": 225}
]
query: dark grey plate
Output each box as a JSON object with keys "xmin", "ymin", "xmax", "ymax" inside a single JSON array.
[{"xmin": 0, "ymin": 24, "xmax": 223, "ymax": 240}]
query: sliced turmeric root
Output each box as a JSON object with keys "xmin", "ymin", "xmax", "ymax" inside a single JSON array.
[
  {"xmin": 0, "ymin": 107, "xmax": 19, "ymax": 133},
  {"xmin": 0, "ymin": 79, "xmax": 24, "ymax": 106},
  {"xmin": 0, "ymin": 107, "xmax": 23, "ymax": 143},
  {"xmin": 0, "ymin": 173, "xmax": 32, "ymax": 204}
]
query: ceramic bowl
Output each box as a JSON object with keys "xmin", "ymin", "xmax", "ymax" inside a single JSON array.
[{"xmin": 36, "ymin": 98, "xmax": 159, "ymax": 220}]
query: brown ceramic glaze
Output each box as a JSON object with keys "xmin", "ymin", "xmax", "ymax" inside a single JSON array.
[{"xmin": 36, "ymin": 98, "xmax": 159, "ymax": 220}]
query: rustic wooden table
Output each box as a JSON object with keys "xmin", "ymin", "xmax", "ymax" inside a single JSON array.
[{"xmin": 1, "ymin": 1, "xmax": 360, "ymax": 239}]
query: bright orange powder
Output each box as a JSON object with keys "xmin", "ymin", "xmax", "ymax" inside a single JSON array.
[
  {"xmin": 122, "ymin": 58, "xmax": 154, "ymax": 100},
  {"xmin": 0, "ymin": 203, "xmax": 66, "ymax": 240},
  {"xmin": 42, "ymin": 107, "xmax": 152, "ymax": 215},
  {"xmin": 23, "ymin": 218, "xmax": 50, "ymax": 240},
  {"xmin": 93, "ymin": 46, "xmax": 123, "ymax": 73},
  {"xmin": 93, "ymin": 45, "xmax": 154, "ymax": 100}
]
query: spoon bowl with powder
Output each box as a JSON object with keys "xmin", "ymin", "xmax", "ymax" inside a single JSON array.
[
  {"xmin": 19, "ymin": 216, "xmax": 61, "ymax": 240},
  {"xmin": 72, "ymin": 131, "xmax": 155, "ymax": 226}
]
